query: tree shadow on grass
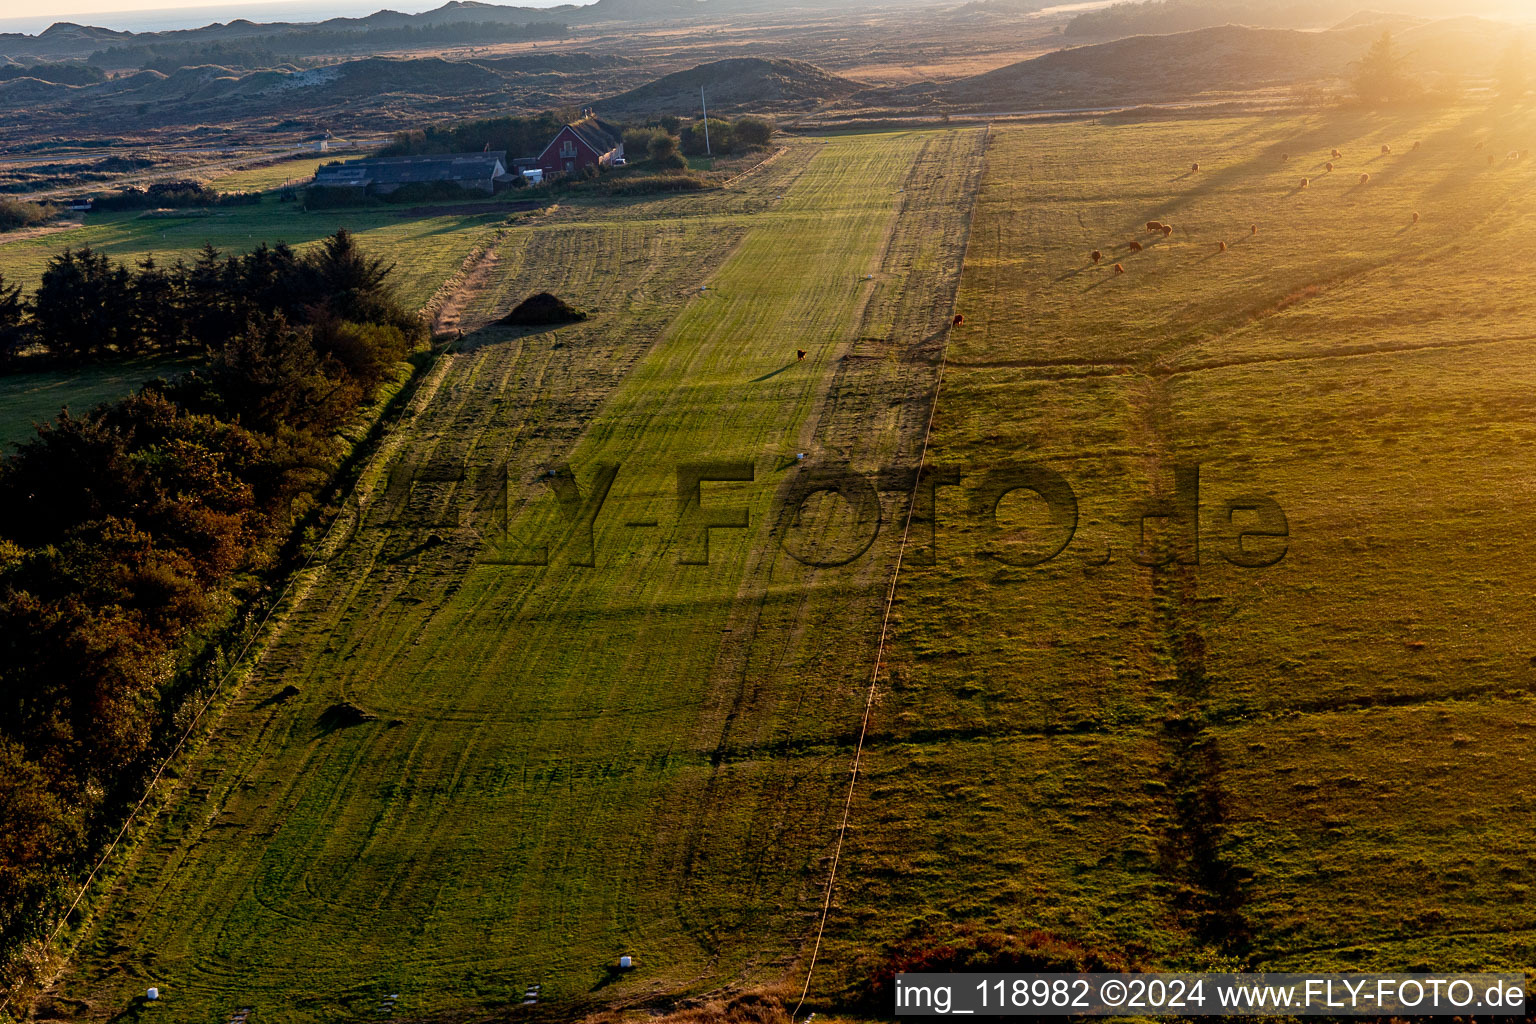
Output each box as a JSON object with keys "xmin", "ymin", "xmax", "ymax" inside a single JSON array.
[
  {"xmin": 455, "ymin": 323, "xmax": 567, "ymax": 353},
  {"xmin": 750, "ymin": 360, "xmax": 801, "ymax": 383},
  {"xmin": 105, "ymin": 996, "xmax": 151, "ymax": 1024}
]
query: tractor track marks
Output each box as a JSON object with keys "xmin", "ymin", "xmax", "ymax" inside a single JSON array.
[{"xmin": 650, "ymin": 130, "xmax": 992, "ymax": 959}]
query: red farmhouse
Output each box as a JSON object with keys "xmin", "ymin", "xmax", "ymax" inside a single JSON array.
[{"xmin": 535, "ymin": 112, "xmax": 625, "ymax": 179}]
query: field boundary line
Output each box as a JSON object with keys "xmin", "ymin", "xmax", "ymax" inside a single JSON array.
[
  {"xmin": 0, "ymin": 321, "xmax": 462, "ymax": 1018},
  {"xmin": 723, "ymin": 145, "xmax": 789, "ymax": 187},
  {"xmin": 791, "ymin": 124, "xmax": 991, "ymax": 1019}
]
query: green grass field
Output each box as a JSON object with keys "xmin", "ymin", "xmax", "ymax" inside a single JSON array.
[
  {"xmin": 208, "ymin": 152, "xmax": 367, "ymax": 193},
  {"xmin": 0, "ymin": 358, "xmax": 196, "ymax": 451},
  {"xmin": 818, "ymin": 105, "xmax": 1536, "ymax": 985},
  {"xmin": 39, "ymin": 107, "xmax": 1536, "ymax": 1022},
  {"xmin": 49, "ymin": 129, "xmax": 987, "ymax": 1022},
  {"xmin": 0, "ymin": 194, "xmax": 503, "ymax": 450},
  {"xmin": 0, "ymin": 195, "xmax": 504, "ymax": 310}
]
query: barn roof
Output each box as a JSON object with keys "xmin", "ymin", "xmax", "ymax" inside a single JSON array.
[
  {"xmin": 315, "ymin": 151, "xmax": 507, "ymax": 186},
  {"xmin": 567, "ymin": 118, "xmax": 622, "ymax": 154}
]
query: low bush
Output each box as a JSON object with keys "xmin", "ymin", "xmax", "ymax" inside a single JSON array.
[{"xmin": 0, "ymin": 198, "xmax": 56, "ymax": 232}]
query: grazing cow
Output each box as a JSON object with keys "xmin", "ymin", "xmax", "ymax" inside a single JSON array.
[
  {"xmin": 1091, "ymin": 249, "xmax": 1103, "ymax": 263},
  {"xmin": 1162, "ymin": 224, "xmax": 1173, "ymax": 237},
  {"xmin": 1300, "ymin": 177, "xmax": 1310, "ymax": 188},
  {"xmin": 1381, "ymin": 144, "xmax": 1392, "ymax": 155},
  {"xmin": 1251, "ymin": 224, "xmax": 1258, "ymax": 235},
  {"xmin": 1114, "ymin": 263, "xmax": 1125, "ymax": 274},
  {"xmin": 1326, "ymin": 162, "xmax": 1334, "ymax": 172},
  {"xmin": 1128, "ymin": 241, "xmax": 1144, "ymax": 252},
  {"xmin": 1360, "ymin": 172, "xmax": 1371, "ymax": 184},
  {"xmin": 797, "ymin": 349, "xmax": 807, "ymax": 360},
  {"xmin": 1146, "ymin": 221, "xmax": 1164, "ymax": 233},
  {"xmin": 1411, "ymin": 211, "xmax": 1420, "ymax": 224},
  {"xmin": 1282, "ymin": 153, "xmax": 1290, "ymax": 162},
  {"xmin": 1191, "ymin": 162, "xmax": 1201, "ymax": 172},
  {"xmin": 952, "ymin": 314, "xmax": 964, "ymax": 327},
  {"xmin": 1332, "ymin": 148, "xmax": 1342, "ymax": 159},
  {"xmin": 1218, "ymin": 241, "xmax": 1227, "ymax": 252},
  {"xmin": 1412, "ymin": 141, "xmax": 1421, "ymax": 151}
]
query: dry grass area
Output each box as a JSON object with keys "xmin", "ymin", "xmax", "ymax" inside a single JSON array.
[{"xmin": 813, "ymin": 104, "xmax": 1536, "ymax": 993}]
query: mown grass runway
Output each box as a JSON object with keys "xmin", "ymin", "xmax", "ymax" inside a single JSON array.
[{"xmin": 53, "ymin": 129, "xmax": 987, "ymax": 1022}]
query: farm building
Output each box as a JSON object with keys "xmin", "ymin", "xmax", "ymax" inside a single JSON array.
[
  {"xmin": 312, "ymin": 151, "xmax": 508, "ymax": 194},
  {"xmin": 535, "ymin": 113, "xmax": 624, "ymax": 179}
]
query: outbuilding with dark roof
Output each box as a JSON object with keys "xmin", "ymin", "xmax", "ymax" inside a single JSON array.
[{"xmin": 313, "ymin": 151, "xmax": 508, "ymax": 194}]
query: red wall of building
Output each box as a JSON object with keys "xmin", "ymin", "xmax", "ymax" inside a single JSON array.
[{"xmin": 537, "ymin": 127, "xmax": 607, "ymax": 178}]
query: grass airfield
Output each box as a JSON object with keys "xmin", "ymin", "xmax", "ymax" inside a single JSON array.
[
  {"xmin": 51, "ymin": 129, "xmax": 986, "ymax": 1021},
  {"xmin": 40, "ymin": 105, "xmax": 1536, "ymax": 1020}
]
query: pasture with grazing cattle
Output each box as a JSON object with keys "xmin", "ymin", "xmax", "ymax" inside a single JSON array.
[{"xmin": 22, "ymin": 99, "xmax": 1536, "ymax": 1019}]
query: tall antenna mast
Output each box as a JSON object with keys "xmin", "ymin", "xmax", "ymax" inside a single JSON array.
[{"xmin": 701, "ymin": 86, "xmax": 712, "ymax": 156}]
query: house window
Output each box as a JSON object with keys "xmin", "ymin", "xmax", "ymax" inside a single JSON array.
[{"xmin": 561, "ymin": 140, "xmax": 578, "ymax": 159}]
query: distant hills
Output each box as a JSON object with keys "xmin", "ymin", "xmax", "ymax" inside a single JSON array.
[
  {"xmin": 600, "ymin": 57, "xmax": 865, "ymax": 116},
  {"xmin": 0, "ymin": 0, "xmax": 882, "ymax": 62},
  {"xmin": 1, "ymin": 9, "xmax": 1529, "ymax": 143},
  {"xmin": 884, "ymin": 17, "xmax": 1530, "ymax": 112},
  {"xmin": 0, "ymin": 50, "xmax": 636, "ymax": 135}
]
